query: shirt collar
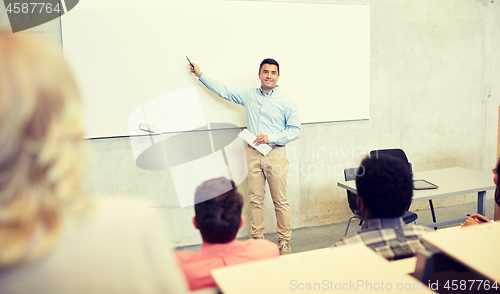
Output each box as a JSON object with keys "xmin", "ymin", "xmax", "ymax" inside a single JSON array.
[
  {"xmin": 259, "ymin": 85, "xmax": 279, "ymax": 96},
  {"xmin": 201, "ymin": 239, "xmax": 238, "ymax": 249},
  {"xmin": 360, "ymin": 217, "xmax": 405, "ymax": 231}
]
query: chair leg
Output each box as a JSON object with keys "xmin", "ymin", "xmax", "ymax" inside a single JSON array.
[
  {"xmin": 345, "ymin": 216, "xmax": 357, "ymax": 236},
  {"xmin": 429, "ymin": 200, "xmax": 437, "ymax": 230}
]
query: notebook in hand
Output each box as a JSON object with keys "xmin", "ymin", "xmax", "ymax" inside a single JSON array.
[{"xmin": 238, "ymin": 129, "xmax": 272, "ymax": 156}]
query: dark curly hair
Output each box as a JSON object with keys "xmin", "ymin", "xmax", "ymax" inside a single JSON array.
[
  {"xmin": 194, "ymin": 178, "xmax": 243, "ymax": 244},
  {"xmin": 356, "ymin": 155, "xmax": 413, "ymax": 218},
  {"xmin": 259, "ymin": 58, "xmax": 280, "ymax": 74}
]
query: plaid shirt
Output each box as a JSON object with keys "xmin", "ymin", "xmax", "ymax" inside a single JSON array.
[{"xmin": 334, "ymin": 217, "xmax": 434, "ymax": 260}]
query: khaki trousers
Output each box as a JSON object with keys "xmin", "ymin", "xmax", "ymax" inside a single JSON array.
[{"xmin": 245, "ymin": 144, "xmax": 291, "ymax": 243}]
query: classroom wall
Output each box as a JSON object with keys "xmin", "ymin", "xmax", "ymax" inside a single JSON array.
[{"xmin": 2, "ymin": 0, "xmax": 499, "ymax": 247}]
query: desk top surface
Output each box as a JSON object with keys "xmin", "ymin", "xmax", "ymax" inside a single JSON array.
[
  {"xmin": 421, "ymin": 222, "xmax": 500, "ymax": 282},
  {"xmin": 211, "ymin": 244, "xmax": 435, "ymax": 293},
  {"xmin": 338, "ymin": 167, "xmax": 495, "ymax": 202}
]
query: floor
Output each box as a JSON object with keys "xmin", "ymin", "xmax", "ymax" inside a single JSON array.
[{"xmin": 175, "ymin": 199, "xmax": 496, "ymax": 254}]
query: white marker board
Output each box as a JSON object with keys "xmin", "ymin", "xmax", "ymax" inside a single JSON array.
[{"xmin": 62, "ymin": 0, "xmax": 370, "ymax": 138}]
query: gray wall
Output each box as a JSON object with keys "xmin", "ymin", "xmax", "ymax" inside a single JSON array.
[
  {"xmin": 2, "ymin": 0, "xmax": 499, "ymax": 247},
  {"xmin": 0, "ymin": 4, "xmax": 61, "ymax": 43}
]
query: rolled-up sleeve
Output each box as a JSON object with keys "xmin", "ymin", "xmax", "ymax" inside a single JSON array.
[{"xmin": 267, "ymin": 101, "xmax": 301, "ymax": 146}]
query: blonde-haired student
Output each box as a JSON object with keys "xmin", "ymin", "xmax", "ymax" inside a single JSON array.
[{"xmin": 0, "ymin": 32, "xmax": 187, "ymax": 294}]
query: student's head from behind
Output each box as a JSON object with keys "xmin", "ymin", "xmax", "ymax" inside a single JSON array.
[
  {"xmin": 0, "ymin": 32, "xmax": 90, "ymax": 268},
  {"xmin": 355, "ymin": 155, "xmax": 413, "ymax": 220},
  {"xmin": 193, "ymin": 178, "xmax": 244, "ymax": 244},
  {"xmin": 258, "ymin": 58, "xmax": 280, "ymax": 91}
]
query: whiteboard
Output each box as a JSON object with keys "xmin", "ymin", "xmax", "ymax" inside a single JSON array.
[{"xmin": 62, "ymin": 0, "xmax": 370, "ymax": 138}]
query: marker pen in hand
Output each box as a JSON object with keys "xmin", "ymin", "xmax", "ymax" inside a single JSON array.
[
  {"xmin": 186, "ymin": 56, "xmax": 193, "ymax": 69},
  {"xmin": 466, "ymin": 214, "xmax": 488, "ymax": 223}
]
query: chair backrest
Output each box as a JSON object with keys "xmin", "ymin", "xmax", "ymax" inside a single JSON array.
[
  {"xmin": 369, "ymin": 149, "xmax": 412, "ymax": 173},
  {"xmin": 344, "ymin": 167, "xmax": 360, "ymax": 214}
]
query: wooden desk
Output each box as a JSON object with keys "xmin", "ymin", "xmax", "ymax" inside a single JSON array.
[
  {"xmin": 282, "ymin": 247, "xmax": 418, "ymax": 274},
  {"xmin": 337, "ymin": 167, "xmax": 495, "ymax": 227},
  {"xmin": 211, "ymin": 244, "xmax": 435, "ymax": 293},
  {"xmin": 420, "ymin": 222, "xmax": 500, "ymax": 282},
  {"xmin": 385, "ymin": 225, "xmax": 467, "ymax": 276},
  {"xmin": 278, "ymin": 247, "xmax": 331, "ymax": 260},
  {"xmin": 391, "ymin": 257, "xmax": 417, "ymax": 274}
]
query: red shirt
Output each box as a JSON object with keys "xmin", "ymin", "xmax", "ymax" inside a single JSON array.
[{"xmin": 175, "ymin": 239, "xmax": 279, "ymax": 290}]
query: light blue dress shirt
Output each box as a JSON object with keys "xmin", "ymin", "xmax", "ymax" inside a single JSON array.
[{"xmin": 199, "ymin": 74, "xmax": 301, "ymax": 146}]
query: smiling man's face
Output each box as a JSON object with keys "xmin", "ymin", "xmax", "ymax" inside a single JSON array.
[{"xmin": 258, "ymin": 63, "xmax": 279, "ymax": 92}]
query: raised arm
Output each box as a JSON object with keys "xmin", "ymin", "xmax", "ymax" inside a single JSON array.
[{"xmin": 189, "ymin": 63, "xmax": 246, "ymax": 106}]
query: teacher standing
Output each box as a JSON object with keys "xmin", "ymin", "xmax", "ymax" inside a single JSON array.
[{"xmin": 189, "ymin": 58, "xmax": 301, "ymax": 255}]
